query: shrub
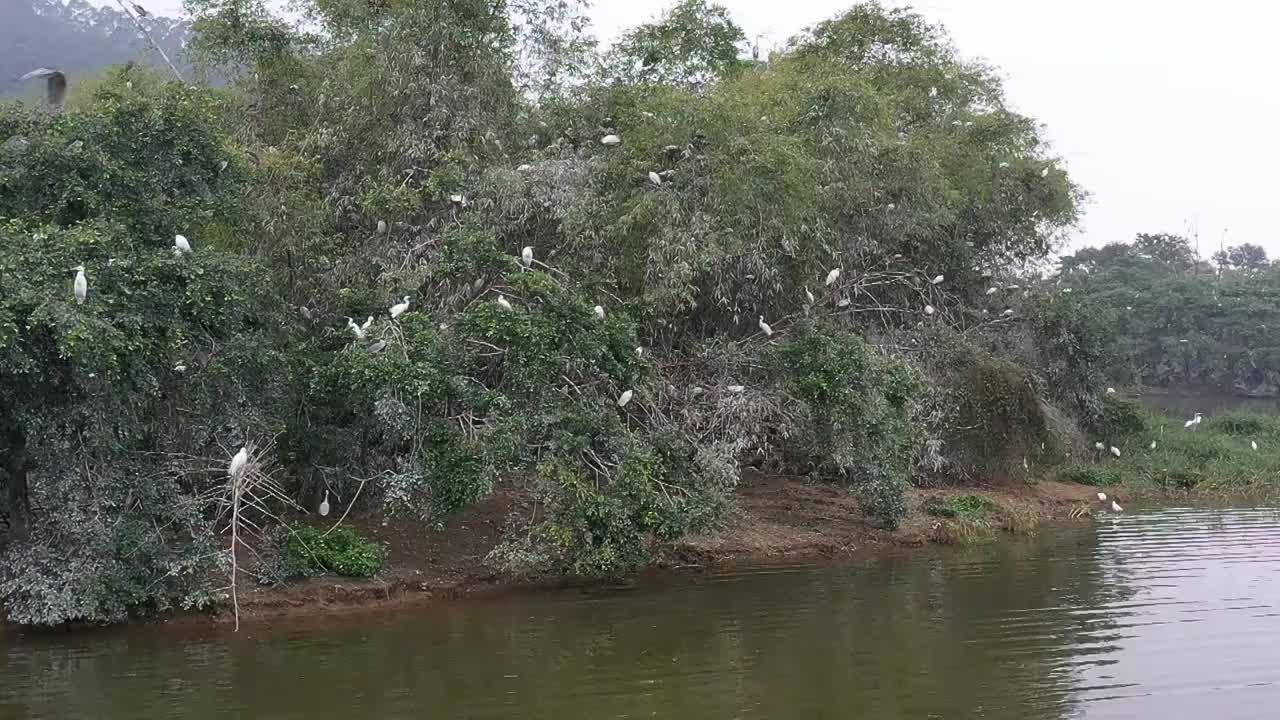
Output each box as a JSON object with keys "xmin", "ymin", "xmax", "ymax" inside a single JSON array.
[
  {"xmin": 947, "ymin": 353, "xmax": 1051, "ymax": 480},
  {"xmin": 923, "ymin": 494, "xmax": 997, "ymax": 519},
  {"xmin": 1059, "ymin": 465, "xmax": 1121, "ymax": 487},
  {"xmin": 285, "ymin": 527, "xmax": 384, "ymax": 578},
  {"xmin": 774, "ymin": 326, "xmax": 924, "ymax": 528},
  {"xmin": 1098, "ymin": 395, "xmax": 1148, "ymax": 440}
]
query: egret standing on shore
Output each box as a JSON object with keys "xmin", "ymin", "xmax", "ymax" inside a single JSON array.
[
  {"xmin": 318, "ymin": 490, "xmax": 330, "ymax": 517},
  {"xmin": 1184, "ymin": 412, "xmax": 1203, "ymax": 430},
  {"xmin": 73, "ymin": 265, "xmax": 87, "ymax": 304}
]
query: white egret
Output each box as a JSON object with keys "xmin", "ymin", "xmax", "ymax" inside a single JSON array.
[
  {"xmin": 299, "ymin": 306, "xmax": 313, "ymax": 322},
  {"xmin": 517, "ymin": 164, "xmax": 532, "ymax": 172},
  {"xmin": 1111, "ymin": 500, "xmax": 1123, "ymax": 512},
  {"xmin": 228, "ymin": 447, "xmax": 249, "ymax": 479},
  {"xmin": 520, "ymin": 245, "xmax": 534, "ymax": 268},
  {"xmin": 1106, "ymin": 387, "xmax": 1116, "ymax": 394},
  {"xmin": 617, "ymin": 389, "xmax": 633, "ymax": 407},
  {"xmin": 390, "ymin": 296, "xmax": 411, "ymax": 319},
  {"xmin": 758, "ymin": 316, "xmax": 773, "ymax": 336},
  {"xmin": 998, "ymin": 161, "xmax": 1010, "ymax": 168},
  {"xmin": 601, "ymin": 134, "xmax": 621, "ymax": 146},
  {"xmin": 985, "ymin": 287, "xmax": 998, "ymax": 295},
  {"xmin": 727, "ymin": 385, "xmax": 746, "ymax": 393},
  {"xmin": 1150, "ymin": 440, "xmax": 1157, "ymax": 449},
  {"xmin": 376, "ymin": 220, "xmax": 387, "ymax": 234},
  {"xmin": 635, "ymin": 346, "xmax": 644, "ymax": 357},
  {"xmin": 1094, "ymin": 442, "xmax": 1105, "ymax": 451},
  {"xmin": 318, "ymin": 490, "xmax": 330, "ymax": 517},
  {"xmin": 825, "ymin": 268, "xmax": 841, "ymax": 286},
  {"xmin": 1097, "ymin": 492, "xmax": 1108, "ymax": 502},
  {"xmin": 1005, "ymin": 284, "xmax": 1021, "ymax": 291},
  {"xmin": 594, "ymin": 305, "xmax": 606, "ymax": 320},
  {"xmin": 346, "ymin": 317, "xmax": 365, "ymax": 339},
  {"xmin": 931, "ymin": 274, "xmax": 944, "ymax": 285},
  {"xmin": 648, "ymin": 171, "xmax": 662, "ymax": 186},
  {"xmin": 1001, "ymin": 309, "xmax": 1014, "ymax": 317},
  {"xmin": 174, "ymin": 234, "xmax": 192, "ymax": 254},
  {"xmin": 805, "ymin": 288, "xmax": 815, "ymax": 304},
  {"xmin": 1252, "ymin": 440, "xmax": 1259, "ymax": 451},
  {"xmin": 449, "ymin": 194, "xmax": 466, "ymax": 205},
  {"xmin": 836, "ymin": 298, "xmax": 850, "ymax": 308},
  {"xmin": 217, "ymin": 160, "xmax": 228, "ymax": 173},
  {"xmin": 73, "ymin": 265, "xmax": 87, "ymax": 304},
  {"xmin": 1110, "ymin": 446, "xmax": 1121, "ymax": 457},
  {"xmin": 1184, "ymin": 412, "xmax": 1202, "ymax": 430},
  {"xmin": 1062, "ymin": 288, "xmax": 1073, "ymax": 293},
  {"xmin": 1041, "ymin": 166, "xmax": 1050, "ymax": 178},
  {"xmin": 496, "ymin": 294, "xmax": 513, "ymax": 311},
  {"xmin": 174, "ymin": 364, "xmax": 186, "ymax": 373},
  {"xmin": 924, "ymin": 304, "xmax": 935, "ymax": 316},
  {"xmin": 361, "ymin": 316, "xmax": 373, "ymax": 333},
  {"xmin": 886, "ymin": 203, "xmax": 896, "ymax": 210}
]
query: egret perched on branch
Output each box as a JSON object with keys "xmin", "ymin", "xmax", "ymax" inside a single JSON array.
[
  {"xmin": 1252, "ymin": 440, "xmax": 1259, "ymax": 451},
  {"xmin": 1041, "ymin": 166, "xmax": 1051, "ymax": 178},
  {"xmin": 228, "ymin": 447, "xmax": 249, "ymax": 479},
  {"xmin": 601, "ymin": 134, "xmax": 621, "ymax": 146},
  {"xmin": 825, "ymin": 268, "xmax": 841, "ymax": 286},
  {"xmin": 648, "ymin": 171, "xmax": 662, "ymax": 186},
  {"xmin": 1094, "ymin": 442, "xmax": 1104, "ymax": 451},
  {"xmin": 73, "ymin": 265, "xmax": 87, "ymax": 304},
  {"xmin": 520, "ymin": 245, "xmax": 534, "ymax": 268},
  {"xmin": 318, "ymin": 490, "xmax": 330, "ymax": 517},
  {"xmin": 758, "ymin": 316, "xmax": 773, "ymax": 336},
  {"xmin": 1184, "ymin": 412, "xmax": 1202, "ymax": 430},
  {"xmin": 1106, "ymin": 387, "xmax": 1116, "ymax": 394},
  {"xmin": 617, "ymin": 389, "xmax": 633, "ymax": 407},
  {"xmin": 299, "ymin": 306, "xmax": 314, "ymax": 322},
  {"xmin": 1150, "ymin": 440, "xmax": 1157, "ymax": 449},
  {"xmin": 174, "ymin": 234, "xmax": 192, "ymax": 255},
  {"xmin": 923, "ymin": 305, "xmax": 935, "ymax": 316},
  {"xmin": 985, "ymin": 287, "xmax": 998, "ymax": 295},
  {"xmin": 390, "ymin": 296, "xmax": 410, "ymax": 319},
  {"xmin": 635, "ymin": 346, "xmax": 644, "ymax": 357},
  {"xmin": 346, "ymin": 317, "xmax": 370, "ymax": 339},
  {"xmin": 1002, "ymin": 309, "xmax": 1014, "ymax": 317},
  {"xmin": 805, "ymin": 288, "xmax": 815, "ymax": 304},
  {"xmin": 19, "ymin": 68, "xmax": 67, "ymax": 110},
  {"xmin": 931, "ymin": 274, "xmax": 944, "ymax": 285},
  {"xmin": 496, "ymin": 294, "xmax": 513, "ymax": 311},
  {"xmin": 376, "ymin": 220, "xmax": 387, "ymax": 234},
  {"xmin": 594, "ymin": 305, "xmax": 606, "ymax": 320},
  {"xmin": 727, "ymin": 385, "xmax": 746, "ymax": 393},
  {"xmin": 1110, "ymin": 446, "xmax": 1121, "ymax": 458}
]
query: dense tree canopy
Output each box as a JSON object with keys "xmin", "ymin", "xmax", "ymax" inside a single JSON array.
[{"xmin": 1, "ymin": 0, "xmax": 1105, "ymax": 626}]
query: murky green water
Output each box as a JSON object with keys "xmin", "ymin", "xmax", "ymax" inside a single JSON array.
[{"xmin": 4, "ymin": 508, "xmax": 1280, "ymax": 719}]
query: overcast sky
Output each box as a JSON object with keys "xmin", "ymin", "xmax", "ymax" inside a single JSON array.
[{"xmin": 122, "ymin": 0, "xmax": 1280, "ymax": 257}]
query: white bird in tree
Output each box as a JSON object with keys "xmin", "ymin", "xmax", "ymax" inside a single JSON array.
[
  {"xmin": 318, "ymin": 490, "xmax": 330, "ymax": 517},
  {"xmin": 19, "ymin": 68, "xmax": 67, "ymax": 110},
  {"xmin": 1184, "ymin": 412, "xmax": 1202, "ymax": 430},
  {"xmin": 1110, "ymin": 446, "xmax": 1121, "ymax": 457},
  {"xmin": 924, "ymin": 305, "xmax": 935, "ymax": 316},
  {"xmin": 758, "ymin": 316, "xmax": 773, "ymax": 336},
  {"xmin": 173, "ymin": 234, "xmax": 192, "ymax": 255},
  {"xmin": 228, "ymin": 447, "xmax": 249, "ymax": 479},
  {"xmin": 617, "ymin": 389, "xmax": 633, "ymax": 407},
  {"xmin": 390, "ymin": 296, "xmax": 411, "ymax": 319},
  {"xmin": 805, "ymin": 288, "xmax": 815, "ymax": 304},
  {"xmin": 73, "ymin": 265, "xmax": 87, "ymax": 304},
  {"xmin": 648, "ymin": 171, "xmax": 662, "ymax": 186},
  {"xmin": 635, "ymin": 346, "xmax": 644, "ymax": 357},
  {"xmin": 520, "ymin": 245, "xmax": 534, "ymax": 268},
  {"xmin": 825, "ymin": 268, "xmax": 841, "ymax": 286},
  {"xmin": 496, "ymin": 294, "xmax": 513, "ymax": 311},
  {"xmin": 1041, "ymin": 166, "xmax": 1051, "ymax": 178},
  {"xmin": 727, "ymin": 385, "xmax": 746, "ymax": 393},
  {"xmin": 1097, "ymin": 492, "xmax": 1108, "ymax": 502},
  {"xmin": 1002, "ymin": 309, "xmax": 1015, "ymax": 317},
  {"xmin": 931, "ymin": 274, "xmax": 944, "ymax": 285},
  {"xmin": 1150, "ymin": 440, "xmax": 1157, "ymax": 450},
  {"xmin": 1252, "ymin": 440, "xmax": 1259, "ymax": 451},
  {"xmin": 1094, "ymin": 442, "xmax": 1105, "ymax": 451},
  {"xmin": 346, "ymin": 317, "xmax": 369, "ymax": 339},
  {"xmin": 985, "ymin": 287, "xmax": 998, "ymax": 295},
  {"xmin": 601, "ymin": 134, "xmax": 621, "ymax": 146},
  {"xmin": 1106, "ymin": 387, "xmax": 1116, "ymax": 394},
  {"xmin": 594, "ymin": 305, "xmax": 606, "ymax": 320},
  {"xmin": 376, "ymin": 220, "xmax": 387, "ymax": 234}
]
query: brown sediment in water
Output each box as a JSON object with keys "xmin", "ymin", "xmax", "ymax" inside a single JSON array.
[{"xmin": 188, "ymin": 472, "xmax": 1108, "ymax": 627}]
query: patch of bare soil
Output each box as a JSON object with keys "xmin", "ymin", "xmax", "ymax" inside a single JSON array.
[{"xmin": 205, "ymin": 474, "xmax": 1107, "ymax": 625}]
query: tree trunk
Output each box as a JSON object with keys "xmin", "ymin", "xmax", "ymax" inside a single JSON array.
[{"xmin": 0, "ymin": 418, "xmax": 32, "ymax": 543}]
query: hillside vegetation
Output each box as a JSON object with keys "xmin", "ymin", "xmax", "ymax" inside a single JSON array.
[{"xmin": 0, "ymin": 0, "xmax": 1184, "ymax": 627}]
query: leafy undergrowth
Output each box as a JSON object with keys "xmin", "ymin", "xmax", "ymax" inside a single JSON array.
[
  {"xmin": 285, "ymin": 527, "xmax": 385, "ymax": 578},
  {"xmin": 1059, "ymin": 410, "xmax": 1280, "ymax": 499},
  {"xmin": 922, "ymin": 493, "xmax": 1038, "ymax": 545}
]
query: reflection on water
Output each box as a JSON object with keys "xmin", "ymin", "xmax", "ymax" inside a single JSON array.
[
  {"xmin": 3, "ymin": 508, "xmax": 1280, "ymax": 719},
  {"xmin": 1140, "ymin": 391, "xmax": 1280, "ymax": 419}
]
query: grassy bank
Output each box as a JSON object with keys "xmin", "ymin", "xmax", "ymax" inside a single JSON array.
[{"xmin": 1059, "ymin": 404, "xmax": 1280, "ymax": 501}]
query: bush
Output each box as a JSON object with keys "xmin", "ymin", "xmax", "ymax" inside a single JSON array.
[
  {"xmin": 1059, "ymin": 465, "xmax": 1121, "ymax": 487},
  {"xmin": 1097, "ymin": 395, "xmax": 1148, "ymax": 440},
  {"xmin": 923, "ymin": 494, "xmax": 997, "ymax": 519},
  {"xmin": 947, "ymin": 353, "xmax": 1051, "ymax": 480},
  {"xmin": 285, "ymin": 527, "xmax": 384, "ymax": 578},
  {"xmin": 774, "ymin": 326, "xmax": 923, "ymax": 528}
]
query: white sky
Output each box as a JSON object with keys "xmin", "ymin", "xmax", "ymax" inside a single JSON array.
[{"xmin": 122, "ymin": 0, "xmax": 1280, "ymax": 257}]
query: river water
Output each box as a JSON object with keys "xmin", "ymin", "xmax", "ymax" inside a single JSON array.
[{"xmin": 3, "ymin": 507, "xmax": 1280, "ymax": 719}]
